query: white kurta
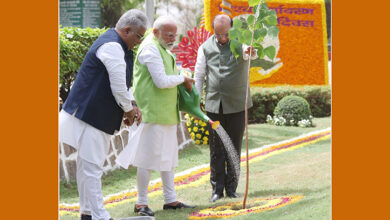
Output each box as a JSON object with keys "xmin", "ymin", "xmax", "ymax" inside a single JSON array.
[
  {"xmin": 59, "ymin": 42, "xmax": 135, "ymax": 166},
  {"xmin": 116, "ymin": 43, "xmax": 184, "ymax": 172},
  {"xmin": 59, "ymin": 41, "xmax": 136, "ymax": 219},
  {"xmin": 118, "ymin": 123, "xmax": 179, "ymax": 171},
  {"xmin": 59, "ymin": 110, "xmax": 111, "ymax": 167}
]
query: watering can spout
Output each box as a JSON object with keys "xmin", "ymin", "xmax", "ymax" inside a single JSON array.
[{"xmin": 178, "ymin": 84, "xmax": 220, "ymax": 130}]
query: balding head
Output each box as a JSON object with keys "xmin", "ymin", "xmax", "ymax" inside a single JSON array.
[
  {"xmin": 212, "ymin": 14, "xmax": 232, "ymax": 29},
  {"xmin": 212, "ymin": 14, "xmax": 232, "ymax": 45}
]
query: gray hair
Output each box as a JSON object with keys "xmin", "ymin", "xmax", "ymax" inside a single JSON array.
[
  {"xmin": 153, "ymin": 16, "xmax": 176, "ymax": 30},
  {"xmin": 116, "ymin": 9, "xmax": 148, "ymax": 30}
]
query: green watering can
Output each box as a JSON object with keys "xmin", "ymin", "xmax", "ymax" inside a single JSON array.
[{"xmin": 178, "ymin": 84, "xmax": 220, "ymax": 130}]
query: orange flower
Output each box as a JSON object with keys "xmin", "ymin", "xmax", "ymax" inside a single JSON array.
[{"xmin": 204, "ymin": 0, "xmax": 329, "ymax": 87}]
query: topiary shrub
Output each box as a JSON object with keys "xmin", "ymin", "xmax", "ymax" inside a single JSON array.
[
  {"xmin": 270, "ymin": 95, "xmax": 313, "ymax": 127},
  {"xmin": 249, "ymin": 86, "xmax": 331, "ymax": 124}
]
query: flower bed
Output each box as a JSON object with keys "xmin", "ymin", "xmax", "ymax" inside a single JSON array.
[
  {"xmin": 203, "ymin": 0, "xmax": 329, "ymax": 86},
  {"xmin": 189, "ymin": 195, "xmax": 303, "ymax": 219},
  {"xmin": 59, "ymin": 129, "xmax": 330, "ymax": 216}
]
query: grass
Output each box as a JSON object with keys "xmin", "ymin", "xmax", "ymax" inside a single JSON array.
[{"xmin": 60, "ymin": 117, "xmax": 331, "ymax": 219}]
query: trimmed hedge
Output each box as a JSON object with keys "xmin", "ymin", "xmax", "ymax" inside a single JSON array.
[
  {"xmin": 59, "ymin": 27, "xmax": 152, "ymax": 105},
  {"xmin": 249, "ymin": 86, "xmax": 331, "ymax": 123},
  {"xmin": 59, "ymin": 27, "xmax": 108, "ymax": 103}
]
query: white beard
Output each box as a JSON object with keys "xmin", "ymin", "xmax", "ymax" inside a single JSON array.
[{"xmin": 158, "ymin": 35, "xmax": 174, "ymax": 50}]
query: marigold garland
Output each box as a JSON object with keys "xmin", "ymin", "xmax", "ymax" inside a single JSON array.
[
  {"xmin": 204, "ymin": 0, "xmax": 329, "ymax": 87},
  {"xmin": 189, "ymin": 195, "xmax": 304, "ymax": 219},
  {"xmin": 59, "ymin": 128, "xmax": 330, "ymax": 217}
]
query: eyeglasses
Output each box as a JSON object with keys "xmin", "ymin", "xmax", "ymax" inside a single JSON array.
[
  {"xmin": 131, "ymin": 31, "xmax": 144, "ymax": 39},
  {"xmin": 163, "ymin": 32, "xmax": 178, "ymax": 39},
  {"xmin": 215, "ymin": 33, "xmax": 229, "ymax": 38}
]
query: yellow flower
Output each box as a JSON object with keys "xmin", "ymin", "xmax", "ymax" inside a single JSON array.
[
  {"xmin": 203, "ymin": 140, "xmax": 208, "ymax": 145},
  {"xmin": 186, "ymin": 122, "xmax": 191, "ymax": 127},
  {"xmin": 203, "ymin": 136, "xmax": 208, "ymax": 141},
  {"xmin": 188, "ymin": 128, "xmax": 191, "ymax": 132},
  {"xmin": 191, "ymin": 132, "xmax": 195, "ymax": 139},
  {"xmin": 195, "ymin": 140, "xmax": 200, "ymax": 145},
  {"xmin": 196, "ymin": 134, "xmax": 202, "ymax": 139},
  {"xmin": 193, "ymin": 127, "xmax": 198, "ymax": 132},
  {"xmin": 201, "ymin": 122, "xmax": 207, "ymax": 127},
  {"xmin": 205, "ymin": 130, "xmax": 209, "ymax": 135},
  {"xmin": 194, "ymin": 120, "xmax": 199, "ymax": 124},
  {"xmin": 201, "ymin": 127, "xmax": 205, "ymax": 132}
]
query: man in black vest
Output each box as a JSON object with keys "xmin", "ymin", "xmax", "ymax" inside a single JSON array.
[
  {"xmin": 59, "ymin": 9, "xmax": 148, "ymax": 220},
  {"xmin": 194, "ymin": 14, "xmax": 257, "ymax": 203}
]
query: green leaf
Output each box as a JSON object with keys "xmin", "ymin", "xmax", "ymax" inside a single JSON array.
[
  {"xmin": 250, "ymin": 58, "xmax": 277, "ymax": 70},
  {"xmin": 254, "ymin": 5, "xmax": 260, "ymax": 18},
  {"xmin": 264, "ymin": 46, "xmax": 276, "ymax": 60},
  {"xmin": 247, "ymin": 15, "xmax": 255, "ymax": 27},
  {"xmin": 268, "ymin": 9, "xmax": 277, "ymax": 17},
  {"xmin": 248, "ymin": 0, "xmax": 261, "ymax": 7},
  {"xmin": 253, "ymin": 29, "xmax": 261, "ymax": 40},
  {"xmin": 239, "ymin": 29, "xmax": 252, "ymax": 46},
  {"xmin": 258, "ymin": 8, "xmax": 268, "ymax": 21},
  {"xmin": 253, "ymin": 42, "xmax": 263, "ymax": 49},
  {"xmin": 259, "ymin": 28, "xmax": 267, "ymax": 38},
  {"xmin": 255, "ymin": 21, "xmax": 263, "ymax": 30},
  {"xmin": 239, "ymin": 17, "xmax": 249, "ymax": 29},
  {"xmin": 230, "ymin": 40, "xmax": 241, "ymax": 59},
  {"xmin": 257, "ymin": 47, "xmax": 265, "ymax": 59},
  {"xmin": 228, "ymin": 28, "xmax": 239, "ymax": 40},
  {"xmin": 268, "ymin": 26, "xmax": 279, "ymax": 38},
  {"xmin": 260, "ymin": 2, "xmax": 269, "ymax": 11},
  {"xmin": 254, "ymin": 28, "xmax": 266, "ymax": 43},
  {"xmin": 233, "ymin": 18, "xmax": 243, "ymax": 29},
  {"xmin": 263, "ymin": 15, "xmax": 278, "ymax": 27}
]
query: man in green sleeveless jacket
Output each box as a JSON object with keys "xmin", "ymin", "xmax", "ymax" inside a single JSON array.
[
  {"xmin": 129, "ymin": 16, "xmax": 196, "ymax": 216},
  {"xmin": 194, "ymin": 14, "xmax": 257, "ymax": 203}
]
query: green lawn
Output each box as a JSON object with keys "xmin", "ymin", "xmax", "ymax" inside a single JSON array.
[{"xmin": 60, "ymin": 117, "xmax": 331, "ymax": 219}]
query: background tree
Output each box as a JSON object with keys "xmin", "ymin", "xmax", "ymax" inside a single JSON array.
[
  {"xmin": 155, "ymin": 0, "xmax": 204, "ymax": 35},
  {"xmin": 100, "ymin": 0, "xmax": 144, "ymax": 27}
]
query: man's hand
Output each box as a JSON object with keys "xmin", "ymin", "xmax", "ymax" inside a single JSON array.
[
  {"xmin": 132, "ymin": 106, "xmax": 142, "ymax": 125},
  {"xmin": 183, "ymin": 76, "xmax": 195, "ymax": 92},
  {"xmin": 123, "ymin": 110, "xmax": 135, "ymax": 126},
  {"xmin": 245, "ymin": 46, "xmax": 256, "ymax": 57}
]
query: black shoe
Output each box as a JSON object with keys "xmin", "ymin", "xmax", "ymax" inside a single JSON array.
[
  {"xmin": 81, "ymin": 214, "xmax": 91, "ymax": 220},
  {"xmin": 134, "ymin": 205, "xmax": 155, "ymax": 216},
  {"xmin": 163, "ymin": 202, "xmax": 196, "ymax": 210},
  {"xmin": 227, "ymin": 192, "xmax": 239, "ymax": 198},
  {"xmin": 210, "ymin": 193, "xmax": 223, "ymax": 202}
]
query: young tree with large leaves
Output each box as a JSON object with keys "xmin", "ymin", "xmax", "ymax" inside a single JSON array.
[{"xmin": 228, "ymin": 0, "xmax": 281, "ymax": 208}]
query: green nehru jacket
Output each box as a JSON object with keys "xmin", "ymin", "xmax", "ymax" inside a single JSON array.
[
  {"xmin": 203, "ymin": 35, "xmax": 253, "ymax": 114},
  {"xmin": 133, "ymin": 34, "xmax": 180, "ymax": 124}
]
